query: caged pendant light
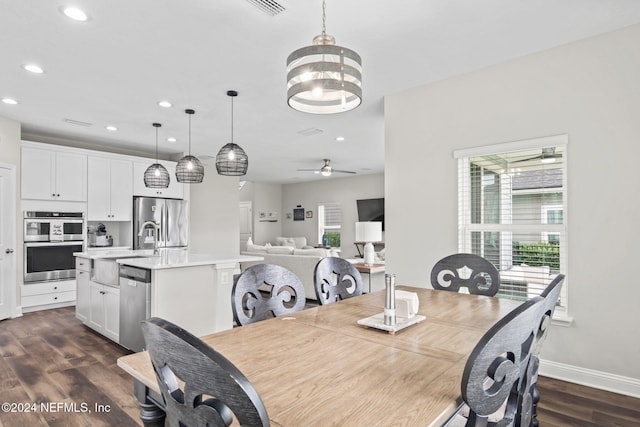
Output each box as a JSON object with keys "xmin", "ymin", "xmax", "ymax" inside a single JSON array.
[
  {"xmin": 286, "ymin": 0, "xmax": 362, "ymax": 114},
  {"xmin": 216, "ymin": 90, "xmax": 248, "ymax": 176},
  {"xmin": 144, "ymin": 123, "xmax": 170, "ymax": 188},
  {"xmin": 176, "ymin": 109, "xmax": 204, "ymax": 183}
]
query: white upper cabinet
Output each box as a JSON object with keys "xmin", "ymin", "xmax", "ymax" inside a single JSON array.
[
  {"xmin": 22, "ymin": 146, "xmax": 87, "ymax": 201},
  {"xmin": 87, "ymin": 157, "xmax": 133, "ymax": 221},
  {"xmin": 133, "ymin": 161, "xmax": 184, "ymax": 199}
]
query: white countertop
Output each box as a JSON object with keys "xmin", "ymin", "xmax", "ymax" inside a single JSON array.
[{"xmin": 74, "ymin": 248, "xmax": 263, "ymax": 270}]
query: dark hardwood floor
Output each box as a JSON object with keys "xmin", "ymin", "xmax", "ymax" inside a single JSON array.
[{"xmin": 1, "ymin": 306, "xmax": 639, "ymax": 427}]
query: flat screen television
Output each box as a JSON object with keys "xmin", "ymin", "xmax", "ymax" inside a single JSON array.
[{"xmin": 356, "ymin": 198, "xmax": 385, "ymax": 231}]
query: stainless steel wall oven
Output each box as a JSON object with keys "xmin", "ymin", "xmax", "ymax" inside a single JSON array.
[{"xmin": 23, "ymin": 211, "xmax": 85, "ymax": 283}]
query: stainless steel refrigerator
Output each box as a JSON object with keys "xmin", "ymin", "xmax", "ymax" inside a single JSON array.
[{"xmin": 133, "ymin": 197, "xmax": 188, "ymax": 250}]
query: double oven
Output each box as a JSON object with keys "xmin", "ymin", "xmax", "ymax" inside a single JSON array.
[{"xmin": 24, "ymin": 211, "xmax": 85, "ymax": 283}]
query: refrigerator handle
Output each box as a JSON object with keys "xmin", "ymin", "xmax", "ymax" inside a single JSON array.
[{"xmin": 161, "ymin": 205, "xmax": 166, "ymax": 244}]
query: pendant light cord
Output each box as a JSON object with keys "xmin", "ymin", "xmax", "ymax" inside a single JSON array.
[
  {"xmin": 231, "ymin": 95, "xmax": 234, "ymax": 143},
  {"xmin": 188, "ymin": 114, "xmax": 192, "ymax": 155},
  {"xmin": 155, "ymin": 126, "xmax": 159, "ymax": 162}
]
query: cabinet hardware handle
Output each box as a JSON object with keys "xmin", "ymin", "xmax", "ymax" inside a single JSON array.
[
  {"xmin": 5, "ymin": 248, "xmax": 13, "ymax": 254},
  {"xmin": 54, "ymin": 297, "xmax": 58, "ymax": 300},
  {"xmin": 56, "ymin": 194, "xmax": 60, "ymax": 197},
  {"xmin": 54, "ymin": 286, "xmax": 57, "ymax": 290}
]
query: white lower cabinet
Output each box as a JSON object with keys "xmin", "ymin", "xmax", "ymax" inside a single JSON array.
[
  {"xmin": 88, "ymin": 281, "xmax": 120, "ymax": 343},
  {"xmin": 21, "ymin": 280, "xmax": 76, "ymax": 312}
]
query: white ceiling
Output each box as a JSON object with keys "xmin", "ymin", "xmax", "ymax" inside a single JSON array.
[{"xmin": 2, "ymin": 0, "xmax": 640, "ymax": 184}]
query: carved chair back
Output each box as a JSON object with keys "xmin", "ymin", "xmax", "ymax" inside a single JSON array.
[
  {"xmin": 522, "ymin": 274, "xmax": 566, "ymax": 426},
  {"xmin": 232, "ymin": 264, "xmax": 306, "ymax": 326},
  {"xmin": 430, "ymin": 253, "xmax": 500, "ymax": 296},
  {"xmin": 314, "ymin": 257, "xmax": 364, "ymax": 305},
  {"xmin": 141, "ymin": 317, "xmax": 270, "ymax": 427},
  {"xmin": 459, "ymin": 297, "xmax": 546, "ymax": 427}
]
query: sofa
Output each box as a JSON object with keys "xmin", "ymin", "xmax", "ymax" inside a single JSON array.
[{"xmin": 241, "ymin": 240, "xmax": 339, "ymax": 300}]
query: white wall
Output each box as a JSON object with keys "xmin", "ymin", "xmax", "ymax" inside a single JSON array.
[
  {"xmin": 0, "ymin": 116, "xmax": 21, "ymax": 307},
  {"xmin": 240, "ymin": 181, "xmax": 283, "ymax": 245},
  {"xmin": 282, "ymin": 174, "xmax": 384, "ymax": 258},
  {"xmin": 385, "ymin": 24, "xmax": 640, "ymax": 384},
  {"xmin": 188, "ymin": 166, "xmax": 240, "ymax": 256}
]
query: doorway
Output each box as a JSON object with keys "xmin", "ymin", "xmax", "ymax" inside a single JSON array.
[
  {"xmin": 0, "ymin": 163, "xmax": 17, "ymax": 320},
  {"xmin": 239, "ymin": 201, "xmax": 252, "ymax": 252}
]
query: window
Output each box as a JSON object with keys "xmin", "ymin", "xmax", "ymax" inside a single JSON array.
[
  {"xmin": 455, "ymin": 135, "xmax": 569, "ymax": 317},
  {"xmin": 318, "ymin": 203, "xmax": 342, "ymax": 248}
]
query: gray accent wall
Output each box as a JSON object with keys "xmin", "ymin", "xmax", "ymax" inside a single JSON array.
[{"xmin": 385, "ymin": 24, "xmax": 640, "ymax": 383}]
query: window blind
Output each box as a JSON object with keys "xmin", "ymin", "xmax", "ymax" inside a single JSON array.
[
  {"xmin": 458, "ymin": 143, "xmax": 567, "ymax": 307},
  {"xmin": 318, "ymin": 203, "xmax": 342, "ymax": 248}
]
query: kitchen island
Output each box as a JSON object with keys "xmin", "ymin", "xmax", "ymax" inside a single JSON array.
[{"xmin": 74, "ymin": 249, "xmax": 263, "ymax": 350}]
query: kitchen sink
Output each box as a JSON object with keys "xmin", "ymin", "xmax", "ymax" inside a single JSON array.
[{"xmin": 91, "ymin": 254, "xmax": 154, "ymax": 286}]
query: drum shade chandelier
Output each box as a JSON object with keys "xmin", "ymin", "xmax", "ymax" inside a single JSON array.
[
  {"xmin": 216, "ymin": 90, "xmax": 248, "ymax": 176},
  {"xmin": 144, "ymin": 123, "xmax": 170, "ymax": 188},
  {"xmin": 286, "ymin": 0, "xmax": 362, "ymax": 114},
  {"xmin": 176, "ymin": 109, "xmax": 204, "ymax": 183}
]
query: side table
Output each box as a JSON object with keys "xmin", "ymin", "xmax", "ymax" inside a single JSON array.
[{"xmin": 350, "ymin": 261, "xmax": 385, "ymax": 293}]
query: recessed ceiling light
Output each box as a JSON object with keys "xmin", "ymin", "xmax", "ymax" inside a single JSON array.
[
  {"xmin": 23, "ymin": 64, "xmax": 44, "ymax": 74},
  {"xmin": 167, "ymin": 137, "xmax": 177, "ymax": 143},
  {"xmin": 2, "ymin": 98, "xmax": 18, "ymax": 105},
  {"xmin": 335, "ymin": 136, "xmax": 345, "ymax": 141},
  {"xmin": 105, "ymin": 125, "xmax": 118, "ymax": 131},
  {"xmin": 61, "ymin": 6, "xmax": 89, "ymax": 21},
  {"xmin": 158, "ymin": 101, "xmax": 172, "ymax": 108}
]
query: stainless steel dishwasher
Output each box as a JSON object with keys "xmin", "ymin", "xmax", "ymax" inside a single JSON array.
[{"xmin": 119, "ymin": 265, "xmax": 151, "ymax": 352}]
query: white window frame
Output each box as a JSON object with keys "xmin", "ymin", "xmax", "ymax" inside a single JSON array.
[
  {"xmin": 454, "ymin": 135, "xmax": 571, "ymax": 324},
  {"xmin": 541, "ymin": 204, "xmax": 563, "ymax": 243}
]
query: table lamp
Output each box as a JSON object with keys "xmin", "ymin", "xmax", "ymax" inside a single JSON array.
[{"xmin": 356, "ymin": 221, "xmax": 382, "ymax": 266}]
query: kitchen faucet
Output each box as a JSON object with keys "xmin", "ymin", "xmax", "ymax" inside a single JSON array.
[{"xmin": 137, "ymin": 221, "xmax": 161, "ymax": 255}]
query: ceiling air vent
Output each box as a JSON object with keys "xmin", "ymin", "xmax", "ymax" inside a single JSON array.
[
  {"xmin": 245, "ymin": 0, "xmax": 286, "ymax": 16},
  {"xmin": 63, "ymin": 118, "xmax": 92, "ymax": 127},
  {"xmin": 297, "ymin": 127, "xmax": 323, "ymax": 137}
]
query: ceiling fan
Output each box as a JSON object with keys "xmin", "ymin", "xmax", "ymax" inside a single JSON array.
[
  {"xmin": 512, "ymin": 147, "xmax": 562, "ymax": 164},
  {"xmin": 297, "ymin": 159, "xmax": 356, "ymax": 177}
]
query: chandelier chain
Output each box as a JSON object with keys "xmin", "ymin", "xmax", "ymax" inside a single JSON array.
[{"xmin": 321, "ymin": 0, "xmax": 326, "ymax": 35}]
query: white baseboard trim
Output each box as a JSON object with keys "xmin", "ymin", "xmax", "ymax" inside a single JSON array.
[{"xmin": 540, "ymin": 359, "xmax": 640, "ymax": 398}]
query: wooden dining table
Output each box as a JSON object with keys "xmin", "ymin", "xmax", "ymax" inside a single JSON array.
[{"xmin": 117, "ymin": 286, "xmax": 523, "ymax": 427}]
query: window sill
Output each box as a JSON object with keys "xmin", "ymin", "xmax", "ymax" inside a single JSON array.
[{"xmin": 551, "ymin": 311, "xmax": 573, "ymax": 327}]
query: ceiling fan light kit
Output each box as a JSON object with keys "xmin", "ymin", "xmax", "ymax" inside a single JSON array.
[
  {"xmin": 176, "ymin": 109, "xmax": 205, "ymax": 184},
  {"xmin": 144, "ymin": 122, "xmax": 171, "ymax": 188},
  {"xmin": 286, "ymin": 0, "xmax": 362, "ymax": 114},
  {"xmin": 216, "ymin": 90, "xmax": 249, "ymax": 176}
]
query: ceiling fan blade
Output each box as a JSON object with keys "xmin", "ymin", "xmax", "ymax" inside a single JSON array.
[
  {"xmin": 512, "ymin": 155, "xmax": 542, "ymax": 163},
  {"xmin": 296, "ymin": 169, "xmax": 321, "ymax": 172},
  {"xmin": 332, "ymin": 169, "xmax": 357, "ymax": 174}
]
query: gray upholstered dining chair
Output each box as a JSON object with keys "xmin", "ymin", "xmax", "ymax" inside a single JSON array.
[
  {"xmin": 443, "ymin": 296, "xmax": 546, "ymax": 426},
  {"xmin": 141, "ymin": 317, "xmax": 270, "ymax": 427},
  {"xmin": 232, "ymin": 263, "xmax": 306, "ymax": 326},
  {"xmin": 313, "ymin": 257, "xmax": 363, "ymax": 305},
  {"xmin": 430, "ymin": 253, "xmax": 501, "ymax": 296}
]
